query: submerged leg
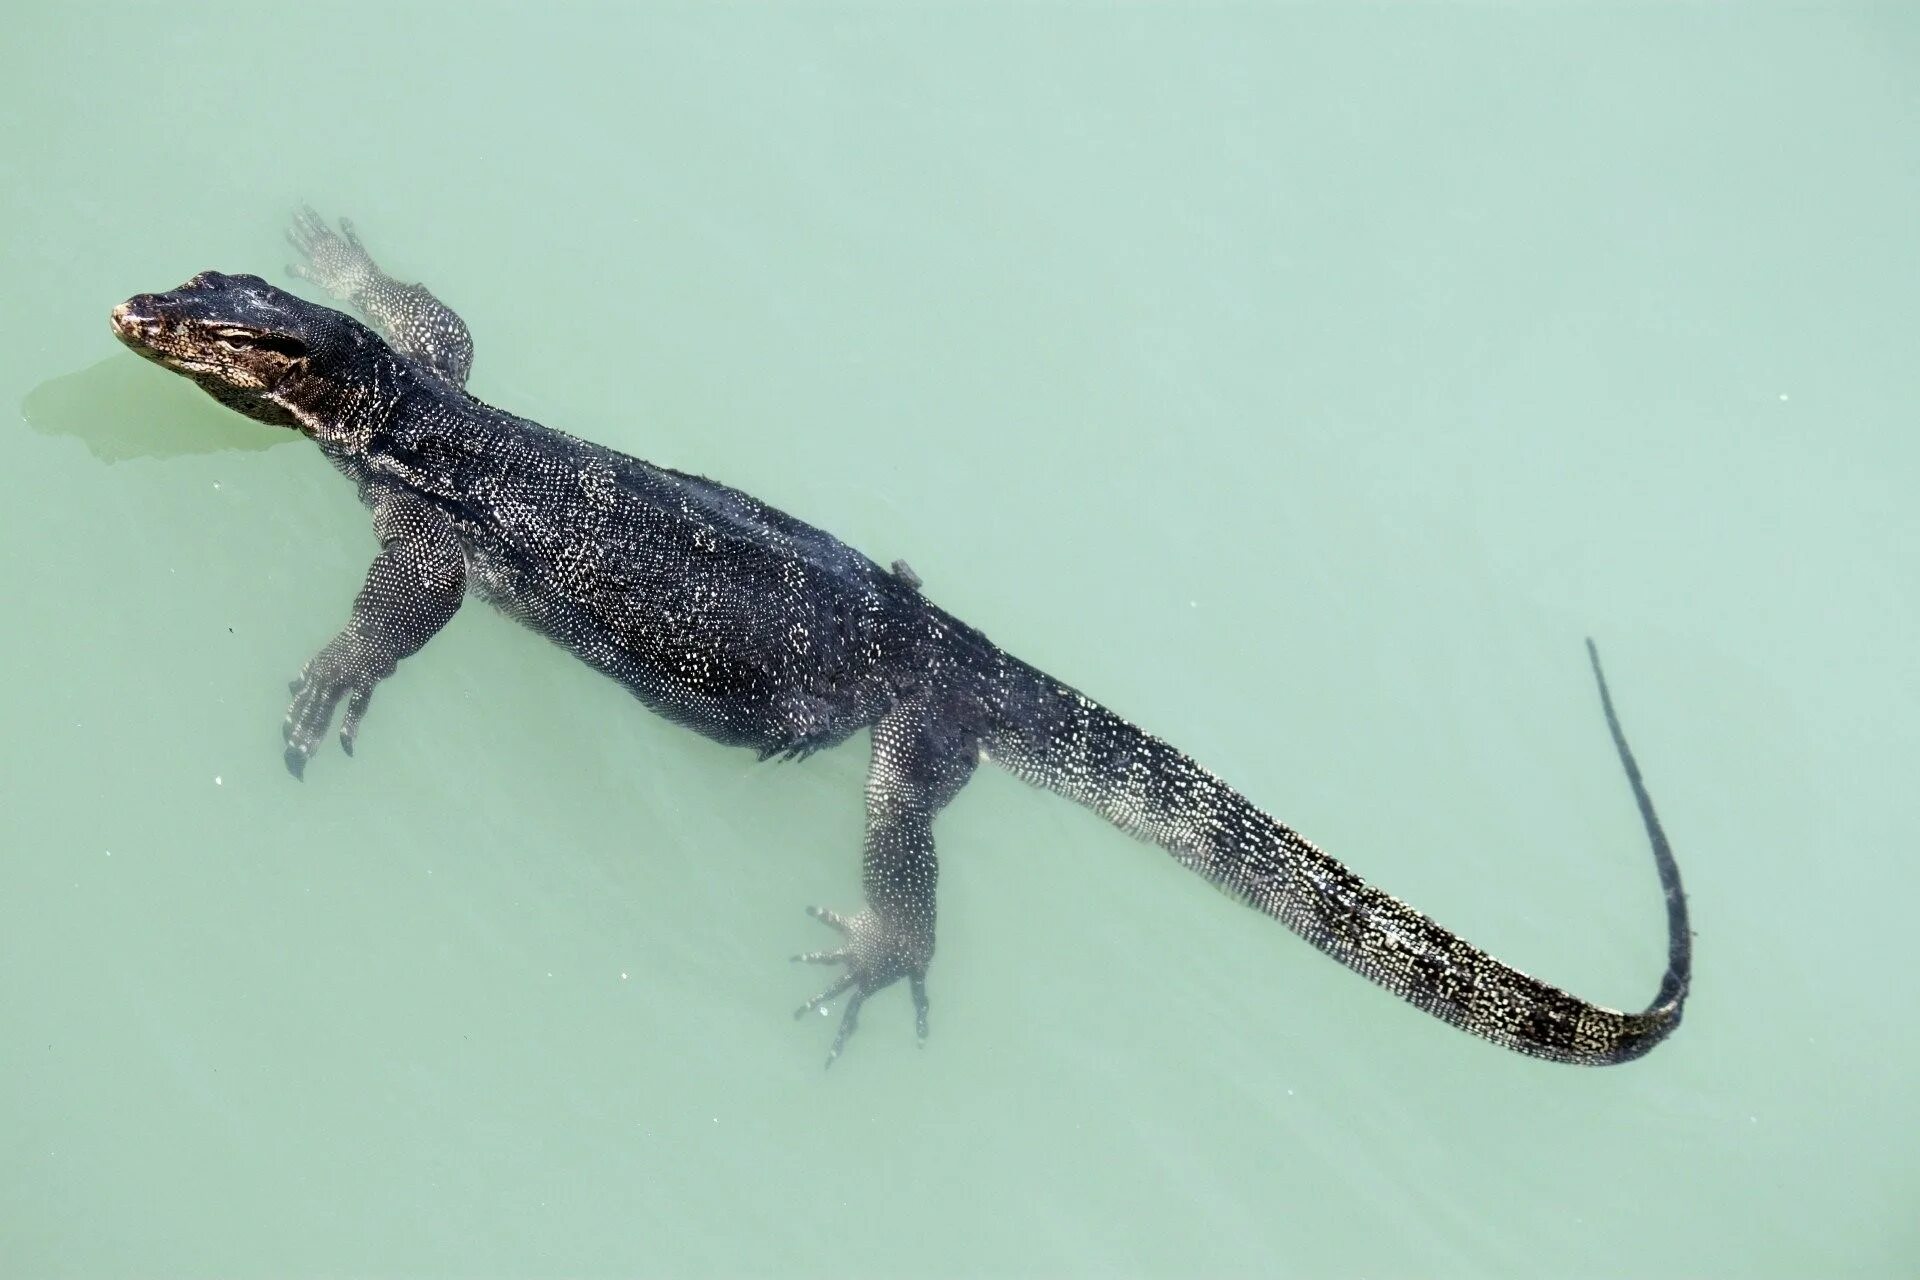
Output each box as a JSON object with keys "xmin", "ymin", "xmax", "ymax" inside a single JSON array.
[
  {"xmin": 283, "ymin": 492, "xmax": 465, "ymax": 778},
  {"xmin": 286, "ymin": 208, "xmax": 476, "ymax": 387},
  {"xmin": 793, "ymin": 700, "xmax": 979, "ymax": 1066}
]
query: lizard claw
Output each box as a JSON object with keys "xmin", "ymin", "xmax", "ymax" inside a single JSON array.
[
  {"xmin": 825, "ymin": 992, "xmax": 866, "ymax": 1069},
  {"xmin": 282, "ymin": 646, "xmax": 380, "ymax": 778},
  {"xmin": 794, "ymin": 972, "xmax": 854, "ymax": 1020},
  {"xmin": 339, "ymin": 687, "xmax": 374, "ymax": 757},
  {"xmin": 910, "ymin": 972, "xmax": 930, "ymax": 1045},
  {"xmin": 790, "ymin": 905, "xmax": 932, "ymax": 1066},
  {"xmin": 805, "ymin": 905, "xmax": 854, "ymax": 935},
  {"xmin": 286, "ymin": 207, "xmax": 376, "ymax": 303}
]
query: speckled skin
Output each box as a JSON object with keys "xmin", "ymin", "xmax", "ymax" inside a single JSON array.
[{"xmin": 109, "ymin": 215, "xmax": 1690, "ymax": 1066}]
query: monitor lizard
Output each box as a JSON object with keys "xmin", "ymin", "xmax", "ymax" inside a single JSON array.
[{"xmin": 109, "ymin": 211, "xmax": 1691, "ymax": 1067}]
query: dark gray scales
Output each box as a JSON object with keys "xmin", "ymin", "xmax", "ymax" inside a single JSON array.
[{"xmin": 110, "ymin": 214, "xmax": 1692, "ymax": 1067}]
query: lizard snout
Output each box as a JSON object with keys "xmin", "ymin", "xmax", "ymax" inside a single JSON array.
[
  {"xmin": 110, "ymin": 296, "xmax": 170, "ymax": 346},
  {"xmin": 110, "ymin": 298, "xmax": 153, "ymax": 332}
]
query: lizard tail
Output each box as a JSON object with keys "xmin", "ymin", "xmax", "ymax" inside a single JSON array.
[{"xmin": 980, "ymin": 639, "xmax": 1690, "ymax": 1065}]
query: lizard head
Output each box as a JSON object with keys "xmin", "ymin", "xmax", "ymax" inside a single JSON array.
[{"xmin": 111, "ymin": 272, "xmax": 366, "ymax": 432}]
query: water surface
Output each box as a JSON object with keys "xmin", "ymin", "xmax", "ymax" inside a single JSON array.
[{"xmin": 3, "ymin": 6, "xmax": 1915, "ymax": 1276}]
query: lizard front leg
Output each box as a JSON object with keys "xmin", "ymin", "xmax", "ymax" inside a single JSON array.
[
  {"xmin": 283, "ymin": 492, "xmax": 465, "ymax": 778},
  {"xmin": 794, "ymin": 701, "xmax": 979, "ymax": 1065},
  {"xmin": 286, "ymin": 208, "xmax": 476, "ymax": 388}
]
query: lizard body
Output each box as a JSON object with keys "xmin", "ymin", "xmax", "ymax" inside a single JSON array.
[{"xmin": 111, "ymin": 214, "xmax": 1691, "ymax": 1066}]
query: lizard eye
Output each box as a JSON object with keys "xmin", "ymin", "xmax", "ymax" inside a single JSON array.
[{"xmin": 212, "ymin": 328, "xmax": 309, "ymax": 359}]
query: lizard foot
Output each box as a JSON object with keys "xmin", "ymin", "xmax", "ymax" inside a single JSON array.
[
  {"xmin": 790, "ymin": 905, "xmax": 931, "ymax": 1068},
  {"xmin": 286, "ymin": 207, "xmax": 376, "ymax": 303},
  {"xmin": 282, "ymin": 648, "xmax": 381, "ymax": 779}
]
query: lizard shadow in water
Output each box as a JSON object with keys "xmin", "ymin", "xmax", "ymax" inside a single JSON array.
[{"xmin": 22, "ymin": 355, "xmax": 292, "ymax": 463}]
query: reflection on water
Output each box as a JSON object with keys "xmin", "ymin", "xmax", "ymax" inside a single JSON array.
[{"xmin": 22, "ymin": 356, "xmax": 289, "ymax": 462}]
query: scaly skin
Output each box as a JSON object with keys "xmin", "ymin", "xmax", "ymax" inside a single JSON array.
[{"xmin": 109, "ymin": 214, "xmax": 1691, "ymax": 1066}]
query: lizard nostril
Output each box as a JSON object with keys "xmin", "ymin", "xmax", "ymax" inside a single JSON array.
[{"xmin": 110, "ymin": 300, "xmax": 156, "ymax": 336}]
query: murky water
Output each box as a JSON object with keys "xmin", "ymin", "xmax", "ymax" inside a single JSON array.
[{"xmin": 4, "ymin": 7, "xmax": 1915, "ymax": 1276}]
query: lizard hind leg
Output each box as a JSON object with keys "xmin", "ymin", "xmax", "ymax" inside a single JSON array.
[{"xmin": 790, "ymin": 701, "xmax": 980, "ymax": 1066}]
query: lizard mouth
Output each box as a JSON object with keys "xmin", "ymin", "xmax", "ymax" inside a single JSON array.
[
  {"xmin": 111, "ymin": 297, "xmax": 264, "ymax": 380},
  {"xmin": 109, "ymin": 300, "xmax": 160, "ymax": 345},
  {"xmin": 110, "ymin": 297, "xmax": 198, "ymax": 368}
]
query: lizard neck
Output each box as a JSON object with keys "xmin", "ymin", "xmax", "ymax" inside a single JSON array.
[{"xmin": 282, "ymin": 340, "xmax": 418, "ymax": 457}]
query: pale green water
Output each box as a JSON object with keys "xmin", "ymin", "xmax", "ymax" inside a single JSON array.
[{"xmin": 3, "ymin": 5, "xmax": 1916, "ymax": 1276}]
